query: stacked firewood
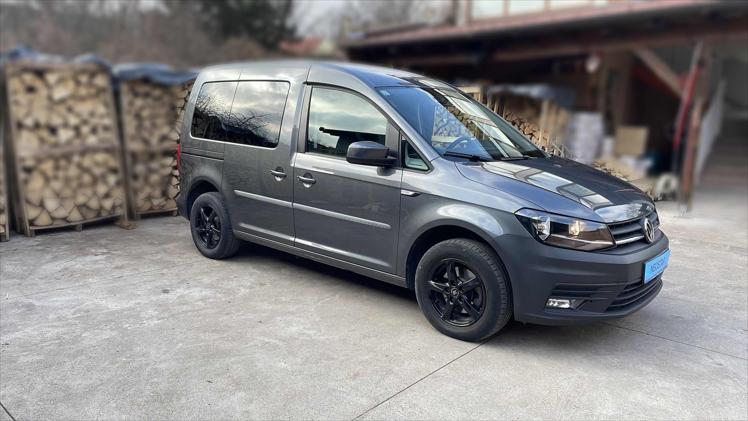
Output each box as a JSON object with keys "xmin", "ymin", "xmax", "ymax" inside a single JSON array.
[
  {"xmin": 0, "ymin": 144, "xmax": 8, "ymax": 240},
  {"xmin": 172, "ymin": 80, "xmax": 193, "ymax": 194},
  {"xmin": 4, "ymin": 62, "xmax": 127, "ymax": 235},
  {"xmin": 120, "ymin": 79, "xmax": 189, "ymax": 215},
  {"xmin": 503, "ymin": 111, "xmax": 548, "ymax": 146},
  {"xmin": 18, "ymin": 152, "xmax": 124, "ymax": 226},
  {"xmin": 172, "ymin": 81, "xmax": 193, "ymax": 141},
  {"xmin": 128, "ymin": 152, "xmax": 178, "ymax": 213},
  {"xmin": 502, "ymin": 110, "xmax": 569, "ymax": 157}
]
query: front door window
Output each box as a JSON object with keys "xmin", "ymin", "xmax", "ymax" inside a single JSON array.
[{"xmin": 306, "ymin": 87, "xmax": 387, "ymax": 157}]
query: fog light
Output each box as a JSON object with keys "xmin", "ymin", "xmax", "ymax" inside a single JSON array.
[{"xmin": 545, "ymin": 298, "xmax": 584, "ymax": 309}]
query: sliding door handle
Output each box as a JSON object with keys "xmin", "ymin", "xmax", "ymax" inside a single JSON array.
[
  {"xmin": 270, "ymin": 168, "xmax": 287, "ymax": 180},
  {"xmin": 297, "ymin": 174, "xmax": 316, "ymax": 187}
]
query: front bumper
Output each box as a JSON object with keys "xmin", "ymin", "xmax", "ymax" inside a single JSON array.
[{"xmin": 498, "ymin": 230, "xmax": 669, "ymax": 326}]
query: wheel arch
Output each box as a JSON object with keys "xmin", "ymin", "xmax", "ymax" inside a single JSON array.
[
  {"xmin": 185, "ymin": 178, "xmax": 220, "ymax": 220},
  {"xmin": 403, "ymin": 221, "xmax": 510, "ymax": 291}
]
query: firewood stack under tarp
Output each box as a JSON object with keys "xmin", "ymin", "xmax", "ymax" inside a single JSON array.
[
  {"xmin": 0, "ymin": 120, "xmax": 8, "ymax": 241},
  {"xmin": 3, "ymin": 61, "xmax": 129, "ymax": 236},
  {"xmin": 172, "ymin": 80, "xmax": 194, "ymax": 194},
  {"xmin": 115, "ymin": 65, "xmax": 195, "ymax": 218}
]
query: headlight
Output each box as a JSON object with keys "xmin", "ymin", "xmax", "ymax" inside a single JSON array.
[{"xmin": 515, "ymin": 209, "xmax": 615, "ymax": 251}]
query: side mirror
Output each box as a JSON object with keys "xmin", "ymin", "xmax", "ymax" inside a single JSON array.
[{"xmin": 346, "ymin": 141, "xmax": 397, "ymax": 167}]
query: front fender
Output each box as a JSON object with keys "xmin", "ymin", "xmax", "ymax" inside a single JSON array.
[{"xmin": 396, "ymin": 197, "xmax": 523, "ymax": 278}]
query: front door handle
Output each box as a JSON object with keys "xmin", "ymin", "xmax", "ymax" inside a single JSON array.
[
  {"xmin": 297, "ymin": 173, "xmax": 316, "ymax": 187},
  {"xmin": 270, "ymin": 167, "xmax": 286, "ymax": 181}
]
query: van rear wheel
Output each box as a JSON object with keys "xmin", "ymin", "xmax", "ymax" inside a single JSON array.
[
  {"xmin": 189, "ymin": 192, "xmax": 241, "ymax": 259},
  {"xmin": 415, "ymin": 238, "xmax": 512, "ymax": 342}
]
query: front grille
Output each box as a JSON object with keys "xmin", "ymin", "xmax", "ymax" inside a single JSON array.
[
  {"xmin": 605, "ymin": 276, "xmax": 662, "ymax": 312},
  {"xmin": 608, "ymin": 212, "xmax": 659, "ymax": 247}
]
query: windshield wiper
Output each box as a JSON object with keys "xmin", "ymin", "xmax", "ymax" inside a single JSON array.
[
  {"xmin": 443, "ymin": 151, "xmax": 492, "ymax": 162},
  {"xmin": 498, "ymin": 155, "xmax": 532, "ymax": 161}
]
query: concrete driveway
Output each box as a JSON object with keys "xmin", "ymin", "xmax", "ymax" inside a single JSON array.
[{"xmin": 1, "ymin": 194, "xmax": 746, "ymax": 419}]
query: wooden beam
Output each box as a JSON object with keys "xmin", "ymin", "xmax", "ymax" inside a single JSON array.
[
  {"xmin": 489, "ymin": 19, "xmax": 748, "ymax": 62},
  {"xmin": 634, "ymin": 48, "xmax": 682, "ymax": 99},
  {"xmin": 381, "ymin": 18, "xmax": 748, "ymax": 68}
]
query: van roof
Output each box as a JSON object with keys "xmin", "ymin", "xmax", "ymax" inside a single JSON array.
[{"xmin": 199, "ymin": 60, "xmax": 423, "ymax": 88}]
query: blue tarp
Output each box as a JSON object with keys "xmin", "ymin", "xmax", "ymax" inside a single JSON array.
[
  {"xmin": 0, "ymin": 46, "xmax": 197, "ymax": 86},
  {"xmin": 0, "ymin": 45, "xmax": 112, "ymax": 68},
  {"xmin": 113, "ymin": 63, "xmax": 197, "ymax": 86}
]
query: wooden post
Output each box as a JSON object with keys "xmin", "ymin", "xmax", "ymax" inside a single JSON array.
[
  {"xmin": 680, "ymin": 44, "xmax": 712, "ymax": 211},
  {"xmin": 672, "ymin": 42, "xmax": 704, "ymax": 176},
  {"xmin": 634, "ymin": 48, "xmax": 683, "ymax": 99}
]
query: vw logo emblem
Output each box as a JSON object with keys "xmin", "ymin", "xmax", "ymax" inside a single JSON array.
[{"xmin": 643, "ymin": 218, "xmax": 655, "ymax": 243}]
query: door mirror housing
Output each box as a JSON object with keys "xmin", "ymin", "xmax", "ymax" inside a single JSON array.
[{"xmin": 346, "ymin": 141, "xmax": 397, "ymax": 167}]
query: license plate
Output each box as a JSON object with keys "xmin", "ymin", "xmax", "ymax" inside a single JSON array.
[{"xmin": 644, "ymin": 249, "xmax": 670, "ymax": 283}]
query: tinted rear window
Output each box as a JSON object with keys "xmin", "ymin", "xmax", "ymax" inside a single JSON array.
[
  {"xmin": 191, "ymin": 81, "xmax": 238, "ymax": 141},
  {"xmin": 225, "ymin": 81, "xmax": 290, "ymax": 148}
]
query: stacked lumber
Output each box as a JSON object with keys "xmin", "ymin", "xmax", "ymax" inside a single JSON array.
[
  {"xmin": 119, "ymin": 79, "xmax": 192, "ymax": 216},
  {"xmin": 4, "ymin": 62, "xmax": 128, "ymax": 236}
]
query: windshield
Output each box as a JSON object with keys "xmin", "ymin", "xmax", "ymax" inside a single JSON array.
[{"xmin": 377, "ymin": 82, "xmax": 545, "ymax": 161}]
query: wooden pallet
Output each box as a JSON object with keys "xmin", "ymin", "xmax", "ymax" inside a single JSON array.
[
  {"xmin": 25, "ymin": 213, "xmax": 130, "ymax": 237},
  {"xmin": 133, "ymin": 207, "xmax": 178, "ymax": 220},
  {"xmin": 3, "ymin": 61, "xmax": 131, "ymax": 237}
]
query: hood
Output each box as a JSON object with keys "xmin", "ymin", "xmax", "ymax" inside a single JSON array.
[{"xmin": 456, "ymin": 156, "xmax": 654, "ymax": 223}]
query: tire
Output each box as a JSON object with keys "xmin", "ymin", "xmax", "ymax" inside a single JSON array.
[
  {"xmin": 189, "ymin": 192, "xmax": 241, "ymax": 259},
  {"xmin": 414, "ymin": 238, "xmax": 512, "ymax": 342}
]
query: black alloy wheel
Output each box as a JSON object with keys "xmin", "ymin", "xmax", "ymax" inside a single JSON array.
[
  {"xmin": 428, "ymin": 259, "xmax": 486, "ymax": 326},
  {"xmin": 414, "ymin": 238, "xmax": 512, "ymax": 342},
  {"xmin": 189, "ymin": 192, "xmax": 241, "ymax": 259},
  {"xmin": 195, "ymin": 205, "xmax": 221, "ymax": 249}
]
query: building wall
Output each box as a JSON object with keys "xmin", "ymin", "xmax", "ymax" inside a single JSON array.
[{"xmin": 466, "ymin": 0, "xmax": 611, "ymax": 21}]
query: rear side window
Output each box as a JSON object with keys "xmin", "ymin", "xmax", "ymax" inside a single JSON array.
[
  {"xmin": 191, "ymin": 81, "xmax": 238, "ymax": 141},
  {"xmin": 306, "ymin": 87, "xmax": 387, "ymax": 158},
  {"xmin": 225, "ymin": 81, "xmax": 290, "ymax": 148}
]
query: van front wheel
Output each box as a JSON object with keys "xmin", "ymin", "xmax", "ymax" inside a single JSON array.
[
  {"xmin": 189, "ymin": 192, "xmax": 241, "ymax": 259},
  {"xmin": 414, "ymin": 238, "xmax": 512, "ymax": 341}
]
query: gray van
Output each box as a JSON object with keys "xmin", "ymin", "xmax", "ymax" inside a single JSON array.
[{"xmin": 177, "ymin": 61, "xmax": 669, "ymax": 341}]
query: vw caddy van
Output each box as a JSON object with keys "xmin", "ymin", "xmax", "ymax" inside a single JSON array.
[{"xmin": 177, "ymin": 61, "xmax": 669, "ymax": 341}]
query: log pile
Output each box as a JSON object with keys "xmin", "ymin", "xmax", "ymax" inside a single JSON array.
[
  {"xmin": 171, "ymin": 80, "xmax": 194, "ymax": 194},
  {"xmin": 4, "ymin": 62, "xmax": 128, "ymax": 236},
  {"xmin": 172, "ymin": 80, "xmax": 193, "ymax": 141},
  {"xmin": 460, "ymin": 86, "xmax": 570, "ymax": 158},
  {"xmin": 503, "ymin": 111, "xmax": 548, "ymax": 146},
  {"xmin": 119, "ymin": 79, "xmax": 192, "ymax": 216},
  {"xmin": 0, "ymin": 135, "xmax": 8, "ymax": 241},
  {"xmin": 503, "ymin": 112, "xmax": 563, "ymax": 156}
]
